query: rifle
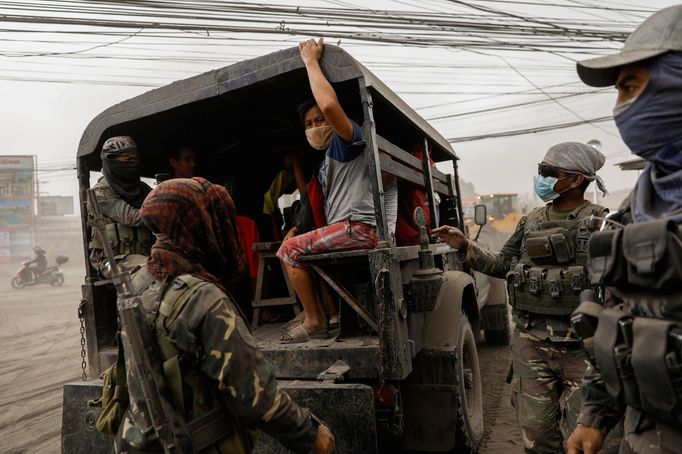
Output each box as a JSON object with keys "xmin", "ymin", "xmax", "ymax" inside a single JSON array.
[{"xmin": 86, "ymin": 189, "xmax": 195, "ymax": 453}]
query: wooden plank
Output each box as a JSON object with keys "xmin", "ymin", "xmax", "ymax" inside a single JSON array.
[
  {"xmin": 376, "ymin": 135, "xmax": 422, "ymax": 170},
  {"xmin": 379, "ymin": 154, "xmax": 424, "ymax": 187},
  {"xmin": 252, "ymin": 297, "xmax": 298, "ymax": 308},
  {"xmin": 377, "ymin": 134, "xmax": 448, "ymax": 185},
  {"xmin": 311, "ymin": 265, "xmax": 378, "ymax": 333}
]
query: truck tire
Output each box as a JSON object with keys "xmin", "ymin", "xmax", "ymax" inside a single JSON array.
[
  {"xmin": 483, "ymin": 279, "xmax": 511, "ymax": 345},
  {"xmin": 454, "ymin": 313, "xmax": 484, "ymax": 453}
]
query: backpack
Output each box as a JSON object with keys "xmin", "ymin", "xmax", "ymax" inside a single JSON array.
[{"xmin": 94, "ymin": 273, "xmax": 253, "ymax": 453}]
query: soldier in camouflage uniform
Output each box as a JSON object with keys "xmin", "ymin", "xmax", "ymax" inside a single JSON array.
[
  {"xmin": 87, "ymin": 136, "xmax": 153, "ymax": 277},
  {"xmin": 567, "ymin": 6, "xmax": 682, "ymax": 454},
  {"xmin": 433, "ymin": 142, "xmax": 609, "ymax": 454},
  {"xmin": 114, "ymin": 177, "xmax": 334, "ymax": 453}
]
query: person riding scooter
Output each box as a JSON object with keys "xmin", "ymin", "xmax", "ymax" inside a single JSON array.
[{"xmin": 23, "ymin": 246, "xmax": 47, "ymax": 281}]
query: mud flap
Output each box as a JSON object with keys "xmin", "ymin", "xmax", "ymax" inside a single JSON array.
[
  {"xmin": 402, "ymin": 382, "xmax": 458, "ymax": 451},
  {"xmin": 62, "ymin": 381, "xmax": 113, "ymax": 454},
  {"xmin": 253, "ymin": 381, "xmax": 378, "ymax": 454}
]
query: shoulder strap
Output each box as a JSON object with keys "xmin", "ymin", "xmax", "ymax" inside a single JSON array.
[
  {"xmin": 157, "ymin": 275, "xmax": 210, "ymax": 322},
  {"xmin": 154, "ymin": 275, "xmax": 212, "ymax": 417}
]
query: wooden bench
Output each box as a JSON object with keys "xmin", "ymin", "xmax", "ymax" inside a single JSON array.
[{"xmin": 250, "ymin": 241, "xmax": 300, "ymax": 328}]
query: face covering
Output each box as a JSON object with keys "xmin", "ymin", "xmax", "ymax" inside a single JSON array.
[
  {"xmin": 612, "ymin": 96, "xmax": 638, "ymax": 117},
  {"xmin": 614, "ymin": 52, "xmax": 682, "ymax": 171},
  {"xmin": 305, "ymin": 125, "xmax": 334, "ymax": 150},
  {"xmin": 534, "ymin": 175, "xmax": 571, "ymax": 202},
  {"xmin": 102, "ymin": 159, "xmax": 144, "ymax": 207}
]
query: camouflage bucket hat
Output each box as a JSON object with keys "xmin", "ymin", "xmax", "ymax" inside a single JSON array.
[{"xmin": 577, "ymin": 5, "xmax": 682, "ymax": 87}]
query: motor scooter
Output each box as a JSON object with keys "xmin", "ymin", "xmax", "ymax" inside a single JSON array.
[{"xmin": 11, "ymin": 255, "xmax": 69, "ymax": 289}]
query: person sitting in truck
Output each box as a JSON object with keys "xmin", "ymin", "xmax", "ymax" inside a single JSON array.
[
  {"xmin": 87, "ymin": 136, "xmax": 153, "ymax": 278},
  {"xmin": 395, "ymin": 142, "xmax": 438, "ymax": 246},
  {"xmin": 276, "ymin": 37, "xmax": 393, "ymax": 343},
  {"xmin": 169, "ymin": 144, "xmax": 198, "ymax": 179},
  {"xmin": 116, "ymin": 176, "xmax": 335, "ymax": 454}
]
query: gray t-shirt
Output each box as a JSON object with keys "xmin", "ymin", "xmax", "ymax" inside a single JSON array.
[{"xmin": 318, "ymin": 121, "xmax": 377, "ymax": 226}]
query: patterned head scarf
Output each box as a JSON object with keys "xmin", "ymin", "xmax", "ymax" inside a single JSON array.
[
  {"xmin": 542, "ymin": 141, "xmax": 609, "ymax": 196},
  {"xmin": 140, "ymin": 177, "xmax": 246, "ymax": 290}
]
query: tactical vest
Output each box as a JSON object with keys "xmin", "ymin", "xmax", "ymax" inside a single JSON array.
[
  {"xmin": 506, "ymin": 203, "xmax": 605, "ymax": 316},
  {"xmin": 578, "ymin": 217, "xmax": 682, "ymax": 428},
  {"xmin": 88, "ymin": 178, "xmax": 153, "ymax": 260},
  {"xmin": 105, "ymin": 272, "xmax": 254, "ymax": 453}
]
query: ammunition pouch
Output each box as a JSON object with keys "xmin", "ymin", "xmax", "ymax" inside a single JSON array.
[
  {"xmin": 588, "ymin": 219, "xmax": 682, "ymax": 291},
  {"xmin": 571, "ymin": 298, "xmax": 603, "ymax": 365},
  {"xmin": 590, "ymin": 307, "xmax": 682, "ymax": 427},
  {"xmin": 525, "ymin": 226, "xmax": 575, "ymax": 265},
  {"xmin": 632, "ymin": 319, "xmax": 682, "ymax": 426},
  {"xmin": 94, "ymin": 337, "xmax": 128, "ymax": 435},
  {"xmin": 593, "ymin": 307, "xmax": 638, "ymax": 407},
  {"xmin": 506, "ymin": 264, "xmax": 586, "ymax": 316},
  {"xmin": 88, "ymin": 221, "xmax": 118, "ymax": 250}
]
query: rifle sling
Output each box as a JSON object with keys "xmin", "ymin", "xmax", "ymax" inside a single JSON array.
[{"xmin": 186, "ymin": 407, "xmax": 234, "ymax": 451}]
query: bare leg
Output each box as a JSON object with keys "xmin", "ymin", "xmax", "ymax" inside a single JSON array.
[
  {"xmin": 319, "ymin": 280, "xmax": 338, "ymax": 318},
  {"xmin": 283, "ymin": 263, "xmax": 326, "ymax": 332}
]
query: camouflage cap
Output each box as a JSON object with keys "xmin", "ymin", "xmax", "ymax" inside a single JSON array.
[
  {"xmin": 577, "ymin": 5, "xmax": 682, "ymax": 87},
  {"xmin": 101, "ymin": 136, "xmax": 139, "ymax": 160}
]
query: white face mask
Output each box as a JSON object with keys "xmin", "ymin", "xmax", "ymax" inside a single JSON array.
[{"xmin": 305, "ymin": 125, "xmax": 334, "ymax": 150}]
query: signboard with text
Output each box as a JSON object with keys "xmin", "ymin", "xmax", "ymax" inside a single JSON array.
[{"xmin": 0, "ymin": 155, "xmax": 35, "ymax": 263}]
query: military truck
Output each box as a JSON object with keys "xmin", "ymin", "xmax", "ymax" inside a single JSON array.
[{"xmin": 62, "ymin": 45, "xmax": 504, "ymax": 453}]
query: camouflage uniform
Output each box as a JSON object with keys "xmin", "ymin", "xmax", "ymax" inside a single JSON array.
[
  {"xmin": 115, "ymin": 273, "xmax": 317, "ymax": 453},
  {"xmin": 461, "ymin": 201, "xmax": 607, "ymax": 453},
  {"xmin": 88, "ymin": 176, "xmax": 153, "ymax": 276}
]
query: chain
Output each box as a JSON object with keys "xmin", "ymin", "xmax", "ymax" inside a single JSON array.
[{"xmin": 78, "ymin": 300, "xmax": 87, "ymax": 381}]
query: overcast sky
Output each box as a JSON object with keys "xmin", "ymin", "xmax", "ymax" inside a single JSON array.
[{"xmin": 1, "ymin": 0, "xmax": 678, "ymax": 211}]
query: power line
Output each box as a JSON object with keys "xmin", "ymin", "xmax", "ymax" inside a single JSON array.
[{"xmin": 447, "ymin": 115, "xmax": 613, "ymax": 142}]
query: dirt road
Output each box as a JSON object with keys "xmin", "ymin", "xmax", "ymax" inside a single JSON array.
[
  {"xmin": 0, "ymin": 268, "xmax": 523, "ymax": 453},
  {"xmin": 0, "ymin": 267, "xmax": 83, "ymax": 454}
]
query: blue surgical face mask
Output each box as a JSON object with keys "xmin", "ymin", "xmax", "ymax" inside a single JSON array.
[
  {"xmin": 614, "ymin": 52, "xmax": 682, "ymax": 171},
  {"xmin": 535, "ymin": 175, "xmax": 571, "ymax": 202}
]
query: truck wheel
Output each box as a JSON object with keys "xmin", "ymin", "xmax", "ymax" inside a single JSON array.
[{"xmin": 454, "ymin": 313, "xmax": 484, "ymax": 453}]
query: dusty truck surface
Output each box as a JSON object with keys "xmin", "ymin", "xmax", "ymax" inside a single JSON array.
[{"xmin": 62, "ymin": 45, "xmax": 498, "ymax": 453}]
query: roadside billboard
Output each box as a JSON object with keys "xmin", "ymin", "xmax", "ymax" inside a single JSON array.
[
  {"xmin": 0, "ymin": 155, "xmax": 35, "ymax": 263},
  {"xmin": 39, "ymin": 196, "xmax": 74, "ymax": 216}
]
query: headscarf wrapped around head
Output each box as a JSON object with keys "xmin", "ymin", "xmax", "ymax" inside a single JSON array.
[
  {"xmin": 141, "ymin": 177, "xmax": 246, "ymax": 290},
  {"xmin": 542, "ymin": 141, "xmax": 609, "ymax": 196}
]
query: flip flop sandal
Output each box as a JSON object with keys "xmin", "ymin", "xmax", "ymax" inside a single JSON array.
[
  {"xmin": 280, "ymin": 318, "xmax": 303, "ymax": 332},
  {"xmin": 328, "ymin": 315, "xmax": 340, "ymax": 329},
  {"xmin": 281, "ymin": 312, "xmax": 305, "ymax": 332},
  {"xmin": 279, "ymin": 324, "xmax": 329, "ymax": 344}
]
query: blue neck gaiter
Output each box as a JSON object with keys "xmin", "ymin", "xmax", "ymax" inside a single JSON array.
[
  {"xmin": 614, "ymin": 52, "xmax": 682, "ymax": 172},
  {"xmin": 615, "ymin": 52, "xmax": 682, "ymax": 222}
]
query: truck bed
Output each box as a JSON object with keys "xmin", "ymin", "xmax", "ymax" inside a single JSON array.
[{"xmin": 253, "ymin": 323, "xmax": 380, "ymax": 380}]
